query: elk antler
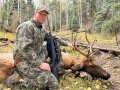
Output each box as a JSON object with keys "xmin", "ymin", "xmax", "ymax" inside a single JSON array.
[
  {"xmin": 84, "ymin": 26, "xmax": 97, "ymax": 56},
  {"xmin": 73, "ymin": 32, "xmax": 87, "ymax": 57}
]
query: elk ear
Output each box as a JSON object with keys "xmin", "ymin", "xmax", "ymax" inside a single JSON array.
[{"xmin": 71, "ymin": 64, "xmax": 83, "ymax": 73}]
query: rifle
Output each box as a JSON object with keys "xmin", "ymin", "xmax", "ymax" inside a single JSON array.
[
  {"xmin": 47, "ymin": 32, "xmax": 61, "ymax": 80},
  {"xmin": 46, "ymin": 17, "xmax": 61, "ymax": 80}
]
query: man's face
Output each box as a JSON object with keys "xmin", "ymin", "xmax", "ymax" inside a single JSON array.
[{"xmin": 34, "ymin": 11, "xmax": 48, "ymax": 24}]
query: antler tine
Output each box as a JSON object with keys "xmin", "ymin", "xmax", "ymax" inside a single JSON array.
[
  {"xmin": 89, "ymin": 36, "xmax": 96, "ymax": 53},
  {"xmin": 74, "ymin": 45, "xmax": 87, "ymax": 56},
  {"xmin": 85, "ymin": 26, "xmax": 91, "ymax": 54},
  {"xmin": 73, "ymin": 32, "xmax": 87, "ymax": 57},
  {"xmin": 73, "ymin": 32, "xmax": 77, "ymax": 46},
  {"xmin": 85, "ymin": 27, "xmax": 90, "ymax": 44},
  {"xmin": 89, "ymin": 49, "xmax": 99, "ymax": 56},
  {"xmin": 85, "ymin": 25, "xmax": 97, "ymax": 55},
  {"xmin": 89, "ymin": 35, "xmax": 97, "ymax": 56}
]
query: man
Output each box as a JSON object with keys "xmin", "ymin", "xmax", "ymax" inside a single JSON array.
[{"xmin": 6, "ymin": 5, "xmax": 73, "ymax": 90}]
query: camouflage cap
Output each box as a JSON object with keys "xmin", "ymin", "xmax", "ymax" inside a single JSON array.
[{"xmin": 35, "ymin": 5, "xmax": 49, "ymax": 14}]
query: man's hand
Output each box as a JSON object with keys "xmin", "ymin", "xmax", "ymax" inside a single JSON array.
[
  {"xmin": 39, "ymin": 63, "xmax": 51, "ymax": 71},
  {"xmin": 68, "ymin": 43, "xmax": 74, "ymax": 49}
]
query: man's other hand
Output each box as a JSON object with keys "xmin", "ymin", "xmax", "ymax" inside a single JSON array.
[
  {"xmin": 39, "ymin": 63, "xmax": 51, "ymax": 71},
  {"xmin": 68, "ymin": 43, "xmax": 74, "ymax": 49}
]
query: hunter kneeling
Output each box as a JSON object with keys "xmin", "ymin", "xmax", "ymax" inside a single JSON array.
[{"xmin": 6, "ymin": 5, "xmax": 73, "ymax": 90}]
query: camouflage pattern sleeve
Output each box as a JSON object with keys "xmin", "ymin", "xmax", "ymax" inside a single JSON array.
[
  {"xmin": 13, "ymin": 23, "xmax": 43, "ymax": 66},
  {"xmin": 44, "ymin": 30, "xmax": 68, "ymax": 46},
  {"xmin": 55, "ymin": 37, "xmax": 68, "ymax": 46}
]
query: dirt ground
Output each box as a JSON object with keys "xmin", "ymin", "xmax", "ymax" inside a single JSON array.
[{"xmin": 95, "ymin": 51, "xmax": 120, "ymax": 90}]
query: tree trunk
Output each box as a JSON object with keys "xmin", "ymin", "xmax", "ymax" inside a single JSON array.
[
  {"xmin": 60, "ymin": 0, "xmax": 61, "ymax": 32},
  {"xmin": 6, "ymin": 0, "xmax": 9, "ymax": 29},
  {"xmin": 55, "ymin": 11, "xmax": 57, "ymax": 32},
  {"xmin": 80, "ymin": 0, "xmax": 83, "ymax": 30},
  {"xmin": 19, "ymin": 0, "xmax": 22, "ymax": 23},
  {"xmin": 66, "ymin": 0, "xmax": 69, "ymax": 29}
]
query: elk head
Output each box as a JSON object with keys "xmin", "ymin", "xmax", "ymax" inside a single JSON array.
[
  {"xmin": 71, "ymin": 56, "xmax": 110, "ymax": 80},
  {"xmin": 71, "ymin": 30, "xmax": 110, "ymax": 80}
]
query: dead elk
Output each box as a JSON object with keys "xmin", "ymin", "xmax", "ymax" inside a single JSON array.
[
  {"xmin": 61, "ymin": 51, "xmax": 110, "ymax": 80},
  {"xmin": 0, "ymin": 50, "xmax": 110, "ymax": 84}
]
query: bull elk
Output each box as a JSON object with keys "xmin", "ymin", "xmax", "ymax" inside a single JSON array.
[
  {"xmin": 0, "ymin": 51, "xmax": 110, "ymax": 86},
  {"xmin": 61, "ymin": 30, "xmax": 110, "ymax": 80}
]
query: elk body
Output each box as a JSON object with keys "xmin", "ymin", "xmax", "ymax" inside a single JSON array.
[
  {"xmin": 0, "ymin": 51, "xmax": 110, "ymax": 82},
  {"xmin": 0, "ymin": 53, "xmax": 14, "ymax": 81},
  {"xmin": 61, "ymin": 51, "xmax": 110, "ymax": 80}
]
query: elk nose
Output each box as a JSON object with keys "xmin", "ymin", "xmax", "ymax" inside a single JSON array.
[
  {"xmin": 107, "ymin": 73, "xmax": 111, "ymax": 79},
  {"xmin": 104, "ymin": 73, "xmax": 111, "ymax": 80}
]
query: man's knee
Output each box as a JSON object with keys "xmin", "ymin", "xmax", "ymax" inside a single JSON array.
[
  {"xmin": 49, "ymin": 81, "xmax": 58, "ymax": 90},
  {"xmin": 48, "ymin": 73, "xmax": 58, "ymax": 90},
  {"xmin": 57, "ymin": 61, "xmax": 65, "ymax": 76}
]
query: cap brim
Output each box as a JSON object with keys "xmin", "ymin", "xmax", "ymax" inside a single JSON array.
[{"xmin": 37, "ymin": 10, "xmax": 49, "ymax": 14}]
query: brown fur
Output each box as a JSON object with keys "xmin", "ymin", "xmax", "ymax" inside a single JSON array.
[
  {"xmin": 0, "ymin": 53, "xmax": 14, "ymax": 81},
  {"xmin": 61, "ymin": 52, "xmax": 95, "ymax": 69},
  {"xmin": 61, "ymin": 52, "xmax": 75, "ymax": 69}
]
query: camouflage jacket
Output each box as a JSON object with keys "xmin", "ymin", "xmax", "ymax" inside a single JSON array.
[{"xmin": 13, "ymin": 19, "xmax": 68, "ymax": 67}]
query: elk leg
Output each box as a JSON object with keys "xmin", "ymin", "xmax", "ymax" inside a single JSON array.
[
  {"xmin": 65, "ymin": 69, "xmax": 72, "ymax": 73},
  {"xmin": 71, "ymin": 64, "xmax": 83, "ymax": 73},
  {"xmin": 57, "ymin": 61, "xmax": 65, "ymax": 76},
  {"xmin": 75, "ymin": 71, "xmax": 80, "ymax": 77}
]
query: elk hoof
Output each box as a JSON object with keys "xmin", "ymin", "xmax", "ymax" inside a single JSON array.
[
  {"xmin": 75, "ymin": 71, "xmax": 80, "ymax": 77},
  {"xmin": 65, "ymin": 69, "xmax": 72, "ymax": 73}
]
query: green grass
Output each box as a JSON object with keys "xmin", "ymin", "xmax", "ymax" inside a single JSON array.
[
  {"xmin": 54, "ymin": 31, "xmax": 114, "ymax": 90},
  {"xmin": 58, "ymin": 74, "xmax": 108, "ymax": 90},
  {"xmin": 0, "ymin": 31, "xmax": 15, "ymax": 53},
  {"xmin": 54, "ymin": 30, "xmax": 116, "ymax": 44},
  {"xmin": 0, "ymin": 31, "xmax": 15, "ymax": 41},
  {"xmin": 58, "ymin": 45, "xmax": 109, "ymax": 90}
]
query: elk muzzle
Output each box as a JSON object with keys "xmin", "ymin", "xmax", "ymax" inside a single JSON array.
[{"xmin": 81, "ymin": 64, "xmax": 110, "ymax": 80}]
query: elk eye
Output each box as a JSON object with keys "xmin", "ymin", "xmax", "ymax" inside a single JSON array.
[{"xmin": 91, "ymin": 65, "xmax": 96, "ymax": 68}]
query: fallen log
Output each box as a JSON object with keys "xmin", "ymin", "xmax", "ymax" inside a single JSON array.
[
  {"xmin": 0, "ymin": 42, "xmax": 10, "ymax": 46},
  {"xmin": 0, "ymin": 38, "xmax": 8, "ymax": 42},
  {"xmin": 0, "ymin": 38, "xmax": 14, "ymax": 46},
  {"xmin": 77, "ymin": 43, "xmax": 120, "ymax": 54}
]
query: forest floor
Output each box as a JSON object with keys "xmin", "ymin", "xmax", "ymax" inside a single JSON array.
[
  {"xmin": 0, "ymin": 31, "xmax": 120, "ymax": 90},
  {"xmin": 55, "ymin": 31, "xmax": 120, "ymax": 90}
]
